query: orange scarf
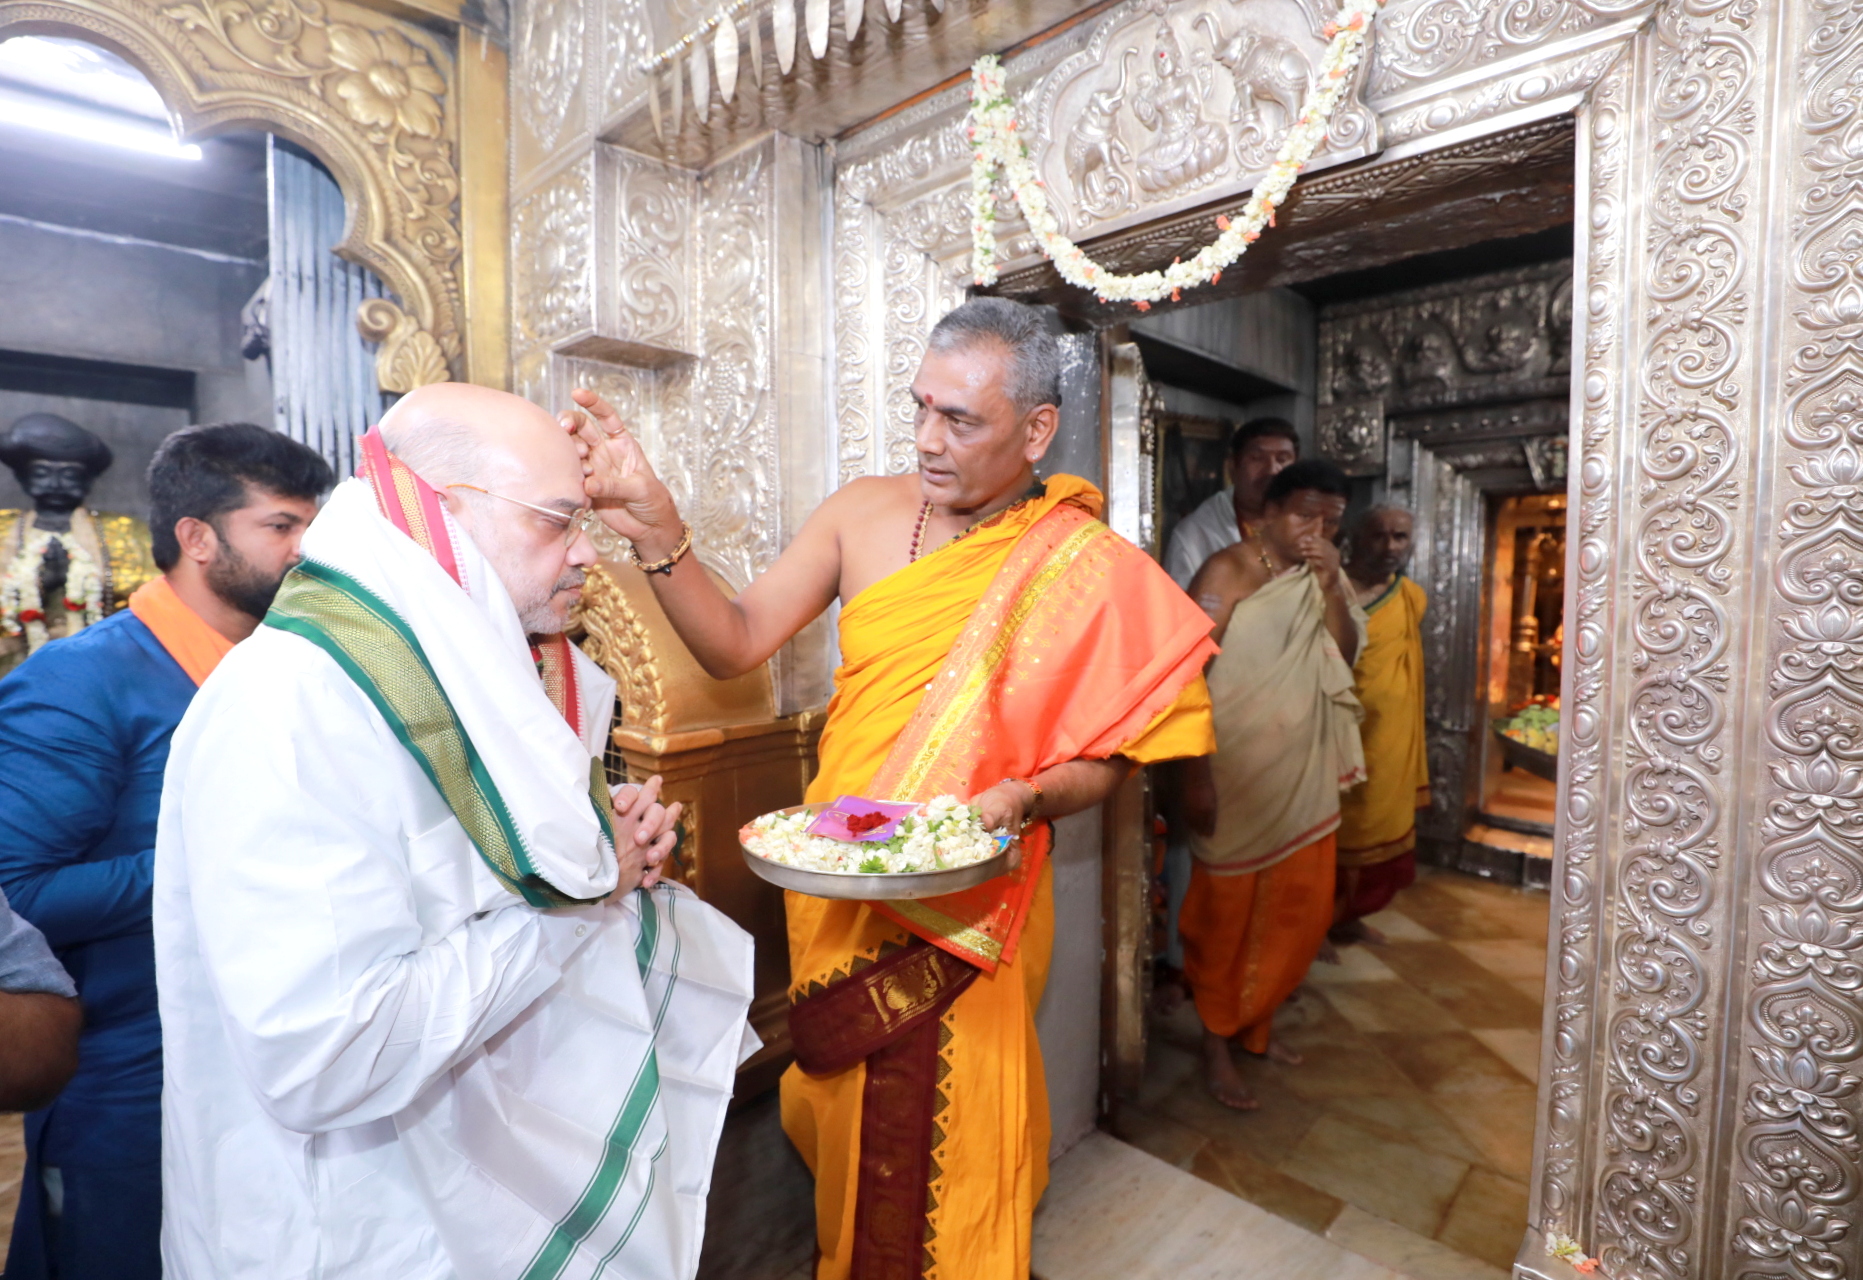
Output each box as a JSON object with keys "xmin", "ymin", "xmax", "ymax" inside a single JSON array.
[
  {"xmin": 128, "ymin": 577, "xmax": 233, "ymax": 686},
  {"xmin": 822, "ymin": 477, "xmax": 1217, "ymax": 971}
]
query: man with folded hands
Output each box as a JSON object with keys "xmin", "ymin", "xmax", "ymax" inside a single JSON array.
[{"xmin": 154, "ymin": 385, "xmax": 755, "ymax": 1280}]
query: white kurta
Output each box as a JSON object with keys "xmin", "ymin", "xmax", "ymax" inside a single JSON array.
[
  {"xmin": 154, "ymin": 627, "xmax": 753, "ymax": 1280},
  {"xmin": 1163, "ymin": 487, "xmax": 1241, "ymax": 589}
]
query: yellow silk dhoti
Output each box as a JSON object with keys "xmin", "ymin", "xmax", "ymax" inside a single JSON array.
[
  {"xmin": 1336, "ymin": 574, "xmax": 1430, "ymax": 867},
  {"xmin": 781, "ymin": 477, "xmax": 1214, "ymax": 1280},
  {"xmin": 1335, "ymin": 575, "xmax": 1430, "ymax": 922}
]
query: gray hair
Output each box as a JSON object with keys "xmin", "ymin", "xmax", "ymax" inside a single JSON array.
[
  {"xmin": 927, "ymin": 298, "xmax": 1062, "ymax": 415},
  {"xmin": 380, "ymin": 414, "xmax": 483, "ymax": 488}
]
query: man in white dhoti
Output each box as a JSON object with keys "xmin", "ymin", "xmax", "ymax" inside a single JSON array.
[{"xmin": 153, "ymin": 383, "xmax": 756, "ymax": 1280}]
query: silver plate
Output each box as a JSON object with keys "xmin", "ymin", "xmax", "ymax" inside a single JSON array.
[{"xmin": 739, "ymin": 802, "xmax": 1014, "ymax": 901}]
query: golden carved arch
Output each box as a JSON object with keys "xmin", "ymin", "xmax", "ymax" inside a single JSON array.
[{"xmin": 0, "ymin": 0, "xmax": 464, "ymax": 391}]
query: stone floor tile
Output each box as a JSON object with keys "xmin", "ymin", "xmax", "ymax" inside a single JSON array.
[
  {"xmin": 1318, "ymin": 1091, "xmax": 1486, "ymax": 1167},
  {"xmin": 1032, "ymin": 1132, "xmax": 1401, "ymax": 1280},
  {"xmin": 1377, "ymin": 878, "xmax": 1524, "ymax": 942},
  {"xmin": 1112, "ymin": 1104, "xmax": 1209, "ymax": 1170},
  {"xmin": 1192, "ymin": 1140, "xmax": 1344, "ymax": 1237},
  {"xmin": 1305, "ymin": 945, "xmax": 1400, "ymax": 984},
  {"xmin": 1440, "ymin": 1087, "xmax": 1540, "ymax": 1182},
  {"xmin": 1436, "ymin": 1168, "xmax": 1532, "ymax": 1270},
  {"xmin": 1325, "ymin": 1205, "xmax": 1511, "ymax": 1280},
  {"xmin": 1369, "ymin": 1030, "xmax": 1533, "ymax": 1098},
  {"xmin": 1278, "ymin": 1114, "xmax": 1469, "ymax": 1238},
  {"xmin": 1470, "ymin": 1028, "xmax": 1543, "ymax": 1086},
  {"xmin": 1418, "ymin": 875, "xmax": 1551, "ymax": 941},
  {"xmin": 1137, "ymin": 1038, "xmax": 1202, "ymax": 1110},
  {"xmin": 1508, "ymin": 974, "xmax": 1548, "ymax": 1003},
  {"xmin": 1452, "ymin": 939, "xmax": 1550, "ymax": 982},
  {"xmin": 1316, "ymin": 980, "xmax": 1463, "ymax": 1036},
  {"xmin": 1358, "ymin": 908, "xmax": 1439, "ymax": 942},
  {"xmin": 1157, "ymin": 1062, "xmax": 1327, "ymax": 1165},
  {"xmin": 1375, "ymin": 942, "xmax": 1544, "ymax": 1029}
]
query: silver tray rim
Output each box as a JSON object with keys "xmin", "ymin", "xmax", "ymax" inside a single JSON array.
[{"xmin": 738, "ymin": 802, "xmax": 1014, "ymax": 901}]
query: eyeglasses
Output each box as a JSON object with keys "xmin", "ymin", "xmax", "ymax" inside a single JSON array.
[{"xmin": 445, "ymin": 484, "xmax": 604, "ymax": 547}]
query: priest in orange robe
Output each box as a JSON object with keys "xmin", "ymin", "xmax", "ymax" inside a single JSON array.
[{"xmin": 563, "ymin": 298, "xmax": 1216, "ymax": 1280}]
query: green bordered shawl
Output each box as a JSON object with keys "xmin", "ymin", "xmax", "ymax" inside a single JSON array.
[{"xmin": 265, "ymin": 559, "xmax": 616, "ymax": 909}]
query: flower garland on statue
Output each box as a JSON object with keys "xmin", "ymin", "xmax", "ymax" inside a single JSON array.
[
  {"xmin": 967, "ymin": 0, "xmax": 1384, "ymax": 308},
  {"xmin": 0, "ymin": 528, "xmax": 105, "ymax": 653}
]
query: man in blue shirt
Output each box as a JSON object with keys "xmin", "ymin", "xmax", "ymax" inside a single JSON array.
[{"xmin": 0, "ymin": 423, "xmax": 331, "ymax": 1280}]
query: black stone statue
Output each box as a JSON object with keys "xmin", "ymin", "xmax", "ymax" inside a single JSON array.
[{"xmin": 0, "ymin": 414, "xmax": 154, "ymax": 669}]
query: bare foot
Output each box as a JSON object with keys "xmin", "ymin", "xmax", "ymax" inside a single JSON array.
[
  {"xmin": 1203, "ymin": 1029, "xmax": 1259, "ymax": 1110},
  {"xmin": 1238, "ymin": 1037, "xmax": 1305, "ymax": 1066},
  {"xmin": 1265, "ymin": 1039, "xmax": 1304, "ymax": 1067},
  {"xmin": 1316, "ymin": 939, "xmax": 1342, "ymax": 965},
  {"xmin": 1329, "ymin": 918, "xmax": 1390, "ymax": 947}
]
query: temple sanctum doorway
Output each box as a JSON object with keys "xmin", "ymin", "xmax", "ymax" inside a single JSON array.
[{"xmin": 1064, "ymin": 213, "xmax": 1576, "ymax": 1277}]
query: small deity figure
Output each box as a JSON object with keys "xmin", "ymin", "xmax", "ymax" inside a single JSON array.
[
  {"xmin": 0, "ymin": 413, "xmax": 156, "ymax": 672},
  {"xmin": 1129, "ymin": 22, "xmax": 1227, "ymax": 195},
  {"xmin": 1065, "ymin": 58, "xmax": 1133, "ymax": 221},
  {"xmin": 1399, "ymin": 328, "xmax": 1459, "ymax": 393}
]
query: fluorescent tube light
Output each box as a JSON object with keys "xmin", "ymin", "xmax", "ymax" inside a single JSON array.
[{"xmin": 0, "ymin": 87, "xmax": 199, "ymax": 160}]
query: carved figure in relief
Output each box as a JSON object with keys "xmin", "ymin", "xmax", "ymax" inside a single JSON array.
[
  {"xmin": 1064, "ymin": 57, "xmax": 1133, "ymax": 221},
  {"xmin": 561, "ymin": 297, "xmax": 1216, "ymax": 1280},
  {"xmin": 1195, "ymin": 15, "xmax": 1307, "ymax": 174},
  {"xmin": 1465, "ymin": 309, "xmax": 1542, "ymax": 374},
  {"xmin": 1129, "ymin": 20, "xmax": 1228, "ymax": 195},
  {"xmin": 1399, "ymin": 328, "xmax": 1459, "ymax": 392},
  {"xmin": 1335, "ymin": 335, "xmax": 1394, "ymax": 398}
]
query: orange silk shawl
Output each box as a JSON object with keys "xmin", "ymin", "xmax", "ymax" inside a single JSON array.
[
  {"xmin": 128, "ymin": 577, "xmax": 233, "ymax": 686},
  {"xmin": 796, "ymin": 474, "xmax": 1217, "ymax": 978}
]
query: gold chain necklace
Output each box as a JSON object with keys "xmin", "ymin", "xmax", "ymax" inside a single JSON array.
[
  {"xmin": 1239, "ymin": 520, "xmax": 1278, "ymax": 577},
  {"xmin": 909, "ymin": 482, "xmax": 1046, "ymax": 563}
]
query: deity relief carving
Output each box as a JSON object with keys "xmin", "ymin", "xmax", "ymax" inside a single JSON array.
[
  {"xmin": 1030, "ymin": 0, "xmax": 1376, "ymax": 234},
  {"xmin": 1319, "ymin": 261, "xmax": 1572, "ymax": 415}
]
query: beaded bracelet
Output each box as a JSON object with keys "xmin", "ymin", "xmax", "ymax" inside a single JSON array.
[{"xmin": 630, "ymin": 522, "xmax": 693, "ymax": 576}]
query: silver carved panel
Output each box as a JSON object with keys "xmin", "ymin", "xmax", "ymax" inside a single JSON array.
[
  {"xmin": 1727, "ymin": 3, "xmax": 1863, "ymax": 1279},
  {"xmin": 1588, "ymin": 2, "xmax": 1753, "ymax": 1274},
  {"xmin": 1319, "ymin": 261, "xmax": 1574, "ymax": 416},
  {"xmin": 1316, "ymin": 396, "xmax": 1386, "ymax": 475},
  {"xmin": 511, "ymin": 156, "xmax": 595, "ymax": 354},
  {"xmin": 512, "ymin": 0, "xmax": 590, "ymax": 182},
  {"xmin": 1027, "ymin": 0, "xmax": 1377, "ymax": 236}
]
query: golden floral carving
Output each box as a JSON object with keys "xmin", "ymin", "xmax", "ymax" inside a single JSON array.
[
  {"xmin": 357, "ymin": 297, "xmax": 449, "ymax": 393},
  {"xmin": 575, "ymin": 563, "xmax": 670, "ymax": 734},
  {"xmin": 0, "ymin": 0, "xmax": 466, "ymax": 394},
  {"xmin": 328, "ymin": 25, "xmax": 444, "ymax": 137}
]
